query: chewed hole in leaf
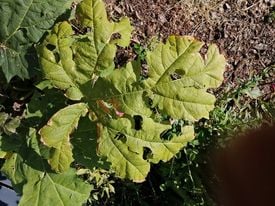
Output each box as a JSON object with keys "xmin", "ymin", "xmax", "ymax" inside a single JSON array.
[
  {"xmin": 133, "ymin": 115, "xmax": 143, "ymax": 130},
  {"xmin": 78, "ymin": 27, "xmax": 92, "ymax": 33},
  {"xmin": 111, "ymin": 32, "xmax": 122, "ymax": 41},
  {"xmin": 114, "ymin": 46, "xmax": 131, "ymax": 68},
  {"xmin": 20, "ymin": 28, "xmax": 28, "ymax": 40},
  {"xmin": 115, "ymin": 132, "xmax": 127, "ymax": 143},
  {"xmin": 53, "ymin": 52, "xmax": 60, "ymax": 63},
  {"xmin": 160, "ymin": 129, "xmax": 173, "ymax": 141},
  {"xmin": 85, "ymin": 27, "xmax": 92, "ymax": 33},
  {"xmin": 199, "ymin": 44, "xmax": 208, "ymax": 59},
  {"xmin": 143, "ymin": 147, "xmax": 153, "ymax": 160},
  {"xmin": 46, "ymin": 44, "xmax": 56, "ymax": 51},
  {"xmin": 170, "ymin": 69, "xmax": 185, "ymax": 80}
]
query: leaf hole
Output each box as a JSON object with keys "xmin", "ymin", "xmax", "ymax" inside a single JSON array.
[
  {"xmin": 115, "ymin": 132, "xmax": 127, "ymax": 143},
  {"xmin": 111, "ymin": 32, "xmax": 122, "ymax": 41},
  {"xmin": 46, "ymin": 44, "xmax": 56, "ymax": 51},
  {"xmin": 114, "ymin": 47, "xmax": 130, "ymax": 68},
  {"xmin": 170, "ymin": 73, "xmax": 181, "ymax": 80},
  {"xmin": 170, "ymin": 69, "xmax": 185, "ymax": 80},
  {"xmin": 79, "ymin": 27, "xmax": 92, "ymax": 33},
  {"xmin": 19, "ymin": 28, "xmax": 28, "ymax": 41},
  {"xmin": 143, "ymin": 147, "xmax": 153, "ymax": 160},
  {"xmin": 53, "ymin": 52, "xmax": 60, "ymax": 63},
  {"xmin": 160, "ymin": 129, "xmax": 173, "ymax": 141},
  {"xmin": 85, "ymin": 27, "xmax": 92, "ymax": 33},
  {"xmin": 199, "ymin": 44, "xmax": 209, "ymax": 58},
  {"xmin": 133, "ymin": 115, "xmax": 143, "ymax": 130}
]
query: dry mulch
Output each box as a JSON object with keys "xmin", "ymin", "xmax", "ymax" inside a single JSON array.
[{"xmin": 105, "ymin": 0, "xmax": 275, "ymax": 99}]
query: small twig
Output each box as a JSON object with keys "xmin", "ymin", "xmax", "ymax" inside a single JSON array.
[
  {"xmin": 148, "ymin": 177, "xmax": 156, "ymax": 198},
  {"xmin": 168, "ymin": 157, "xmax": 175, "ymax": 178},
  {"xmin": 242, "ymin": 1, "xmax": 260, "ymax": 11}
]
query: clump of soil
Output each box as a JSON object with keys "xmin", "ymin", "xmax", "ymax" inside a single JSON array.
[{"xmin": 105, "ymin": 0, "xmax": 275, "ymax": 99}]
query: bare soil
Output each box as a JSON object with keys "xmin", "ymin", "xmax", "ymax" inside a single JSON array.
[{"xmin": 105, "ymin": 0, "xmax": 275, "ymax": 99}]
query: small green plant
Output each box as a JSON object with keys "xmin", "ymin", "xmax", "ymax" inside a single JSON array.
[
  {"xmin": 77, "ymin": 168, "xmax": 115, "ymax": 205},
  {"xmin": 133, "ymin": 43, "xmax": 147, "ymax": 61},
  {"xmin": 266, "ymin": 7, "xmax": 275, "ymax": 23},
  {"xmin": 0, "ymin": 0, "xmax": 226, "ymax": 205}
]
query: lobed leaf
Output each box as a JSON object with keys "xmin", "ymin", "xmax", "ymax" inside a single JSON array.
[
  {"xmin": 38, "ymin": 0, "xmax": 226, "ymax": 182},
  {"xmin": 97, "ymin": 117, "xmax": 194, "ymax": 182},
  {"xmin": 19, "ymin": 169, "xmax": 91, "ymax": 206},
  {"xmin": 38, "ymin": 0, "xmax": 133, "ymax": 100},
  {"xmin": 146, "ymin": 36, "xmax": 226, "ymax": 120}
]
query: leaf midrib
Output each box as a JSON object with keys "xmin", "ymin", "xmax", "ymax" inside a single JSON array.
[
  {"xmin": 154, "ymin": 40, "xmax": 194, "ymax": 86},
  {"xmin": 4, "ymin": 0, "xmax": 34, "ymax": 43}
]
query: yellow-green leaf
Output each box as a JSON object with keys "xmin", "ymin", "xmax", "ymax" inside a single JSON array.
[
  {"xmin": 39, "ymin": 103, "xmax": 88, "ymax": 172},
  {"xmin": 38, "ymin": 0, "xmax": 133, "ymax": 100},
  {"xmin": 97, "ymin": 117, "xmax": 194, "ymax": 182},
  {"xmin": 146, "ymin": 36, "xmax": 226, "ymax": 120},
  {"xmin": 90, "ymin": 61, "xmax": 152, "ymax": 116}
]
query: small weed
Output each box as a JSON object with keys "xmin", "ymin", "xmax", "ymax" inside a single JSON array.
[
  {"xmin": 265, "ymin": 6, "xmax": 275, "ymax": 23},
  {"xmin": 77, "ymin": 168, "xmax": 115, "ymax": 206},
  {"xmin": 132, "ymin": 43, "xmax": 147, "ymax": 61}
]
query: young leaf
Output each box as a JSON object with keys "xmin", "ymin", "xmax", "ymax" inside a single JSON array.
[
  {"xmin": 39, "ymin": 103, "xmax": 88, "ymax": 172},
  {"xmin": 0, "ymin": 0, "xmax": 74, "ymax": 82}
]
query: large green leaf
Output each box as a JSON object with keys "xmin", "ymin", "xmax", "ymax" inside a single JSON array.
[
  {"xmin": 97, "ymin": 117, "xmax": 194, "ymax": 182},
  {"xmin": 90, "ymin": 61, "xmax": 152, "ymax": 116},
  {"xmin": 146, "ymin": 36, "xmax": 226, "ymax": 120},
  {"xmin": 1, "ymin": 128, "xmax": 91, "ymax": 205},
  {"xmin": 19, "ymin": 168, "xmax": 90, "ymax": 206},
  {"xmin": 91, "ymin": 36, "xmax": 225, "ymax": 121},
  {"xmin": 39, "ymin": 103, "xmax": 88, "ymax": 172},
  {"xmin": 38, "ymin": 0, "xmax": 226, "ymax": 182},
  {"xmin": 1, "ymin": 129, "xmax": 48, "ymax": 192},
  {"xmin": 0, "ymin": 0, "xmax": 73, "ymax": 82},
  {"xmin": 38, "ymin": 0, "xmax": 133, "ymax": 100}
]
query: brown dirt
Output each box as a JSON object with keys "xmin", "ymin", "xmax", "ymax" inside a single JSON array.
[{"xmin": 105, "ymin": 0, "xmax": 275, "ymax": 99}]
